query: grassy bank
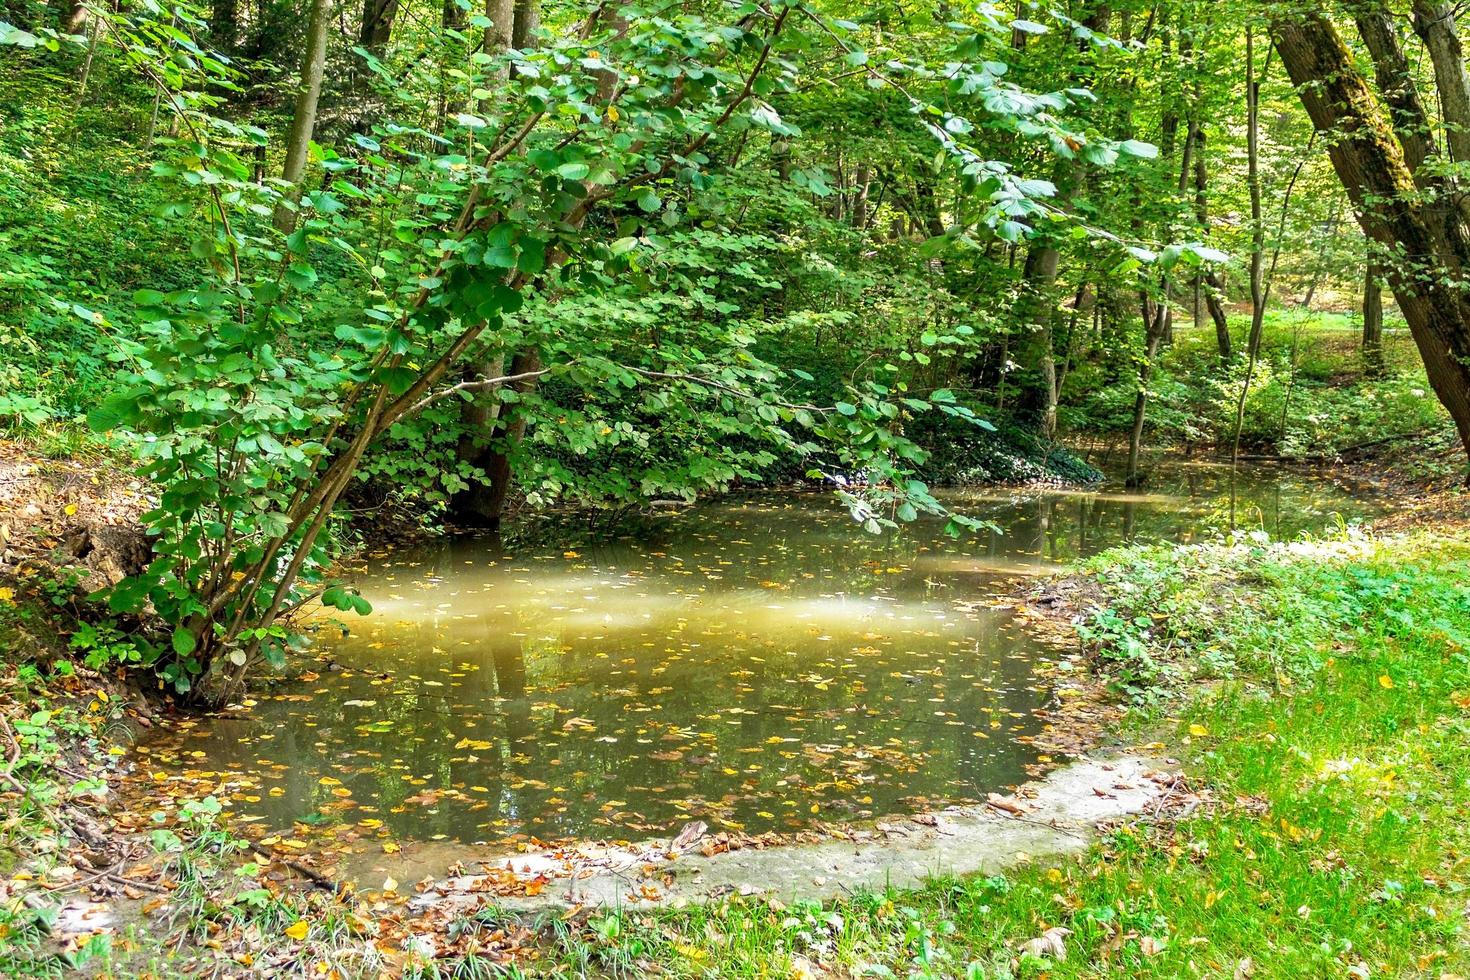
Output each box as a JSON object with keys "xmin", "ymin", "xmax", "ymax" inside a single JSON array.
[{"xmin": 533, "ymin": 529, "xmax": 1470, "ymax": 978}]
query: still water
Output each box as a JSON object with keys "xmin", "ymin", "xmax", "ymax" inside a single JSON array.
[{"xmin": 125, "ymin": 463, "xmax": 1377, "ymax": 844}]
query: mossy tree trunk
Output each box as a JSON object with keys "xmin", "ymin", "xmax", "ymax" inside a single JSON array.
[{"xmin": 1270, "ymin": 4, "xmax": 1470, "ymax": 466}]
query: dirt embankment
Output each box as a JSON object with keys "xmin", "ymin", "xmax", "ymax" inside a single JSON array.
[{"xmin": 0, "ymin": 443, "xmax": 152, "ymax": 598}]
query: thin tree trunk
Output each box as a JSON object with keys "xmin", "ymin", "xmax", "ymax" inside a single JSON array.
[
  {"xmin": 1125, "ymin": 296, "xmax": 1169, "ymax": 487},
  {"xmin": 450, "ymin": 0, "xmax": 541, "ymax": 526},
  {"xmin": 1363, "ymin": 261, "xmax": 1385, "ymax": 377},
  {"xmin": 272, "ymin": 0, "xmax": 331, "ymax": 233},
  {"xmin": 1232, "ymin": 27, "xmax": 1268, "ymax": 472},
  {"xmin": 1192, "ymin": 126, "xmax": 1232, "ymax": 361},
  {"xmin": 73, "ymin": 11, "xmax": 102, "ymax": 109}
]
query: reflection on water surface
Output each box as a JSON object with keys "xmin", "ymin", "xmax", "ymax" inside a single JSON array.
[{"xmin": 126, "ymin": 462, "xmax": 1377, "ymax": 843}]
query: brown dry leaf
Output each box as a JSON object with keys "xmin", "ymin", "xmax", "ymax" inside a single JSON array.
[
  {"xmin": 670, "ymin": 820, "xmax": 708, "ymax": 852},
  {"xmin": 1018, "ymin": 925, "xmax": 1071, "ymax": 961},
  {"xmin": 986, "ymin": 793, "xmax": 1026, "ymax": 816}
]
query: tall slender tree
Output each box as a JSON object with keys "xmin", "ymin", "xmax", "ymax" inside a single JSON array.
[{"xmin": 272, "ymin": 0, "xmax": 331, "ymax": 233}]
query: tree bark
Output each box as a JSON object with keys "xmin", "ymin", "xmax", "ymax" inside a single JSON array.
[
  {"xmin": 1191, "ymin": 119, "xmax": 1231, "ymax": 361},
  {"xmin": 211, "ymin": 0, "xmax": 238, "ymax": 52},
  {"xmin": 272, "ymin": 0, "xmax": 331, "ymax": 233},
  {"xmin": 452, "ymin": 350, "xmax": 540, "ymax": 526},
  {"xmin": 1410, "ymin": 0, "xmax": 1470, "ymax": 166},
  {"xmin": 1354, "ymin": 5, "xmax": 1432, "ymax": 176},
  {"xmin": 511, "ymin": 0, "xmax": 537, "ymax": 48},
  {"xmin": 1362, "ymin": 261, "xmax": 1385, "ymax": 378},
  {"xmin": 1016, "ymin": 245, "xmax": 1061, "ymax": 439},
  {"xmin": 485, "ymin": 0, "xmax": 513, "ymax": 50},
  {"xmin": 449, "ymin": 0, "xmax": 539, "ymax": 526},
  {"xmin": 1270, "ymin": 5, "xmax": 1470, "ymax": 462},
  {"xmin": 1125, "ymin": 297, "xmax": 1170, "ymax": 487},
  {"xmin": 359, "ymin": 0, "xmax": 397, "ymax": 51}
]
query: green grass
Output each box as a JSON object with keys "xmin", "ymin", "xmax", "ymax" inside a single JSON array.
[{"xmin": 525, "ymin": 530, "xmax": 1470, "ymax": 978}]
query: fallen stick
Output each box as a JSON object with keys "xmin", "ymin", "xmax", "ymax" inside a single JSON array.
[{"xmin": 245, "ymin": 841, "xmax": 345, "ymax": 895}]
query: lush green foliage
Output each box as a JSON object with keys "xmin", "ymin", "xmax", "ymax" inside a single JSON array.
[{"xmin": 0, "ymin": 0, "xmax": 1459, "ymax": 705}]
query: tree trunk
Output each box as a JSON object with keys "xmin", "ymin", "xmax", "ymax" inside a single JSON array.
[
  {"xmin": 1016, "ymin": 245, "xmax": 1061, "ymax": 439},
  {"xmin": 1362, "ymin": 261, "xmax": 1385, "ymax": 377},
  {"xmin": 1244, "ymin": 26, "xmax": 1267, "ymax": 363},
  {"xmin": 1410, "ymin": 0, "xmax": 1470, "ymax": 166},
  {"xmin": 1355, "ymin": 5, "xmax": 1432, "ymax": 176},
  {"xmin": 272, "ymin": 0, "xmax": 330, "ymax": 233},
  {"xmin": 211, "ymin": 0, "xmax": 238, "ymax": 52},
  {"xmin": 485, "ymin": 0, "xmax": 513, "ymax": 50},
  {"xmin": 1125, "ymin": 296, "xmax": 1169, "ymax": 487},
  {"xmin": 1191, "ymin": 127, "xmax": 1232, "ymax": 360},
  {"xmin": 360, "ymin": 0, "xmax": 397, "ymax": 50},
  {"xmin": 511, "ymin": 0, "xmax": 537, "ymax": 48},
  {"xmin": 1270, "ymin": 5, "xmax": 1470, "ymax": 463},
  {"xmin": 449, "ymin": 0, "xmax": 539, "ymax": 526},
  {"xmin": 451, "ymin": 350, "xmax": 540, "ymax": 526}
]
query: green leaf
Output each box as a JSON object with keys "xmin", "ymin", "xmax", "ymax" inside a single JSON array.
[{"xmin": 172, "ymin": 629, "xmax": 196, "ymax": 657}]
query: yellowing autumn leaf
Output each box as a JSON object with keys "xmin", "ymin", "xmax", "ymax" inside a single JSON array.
[
  {"xmin": 284, "ymin": 920, "xmax": 309, "ymax": 940},
  {"xmin": 1188, "ymin": 723, "xmax": 1209, "ymax": 737},
  {"xmin": 1379, "ymin": 674, "xmax": 1394, "ymax": 689},
  {"xmin": 454, "ymin": 737, "xmax": 493, "ymax": 750}
]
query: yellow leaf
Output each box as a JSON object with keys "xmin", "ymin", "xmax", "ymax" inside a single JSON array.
[
  {"xmin": 606, "ymin": 105, "xmax": 620, "ymax": 122},
  {"xmin": 284, "ymin": 920, "xmax": 309, "ymax": 940},
  {"xmin": 1188, "ymin": 723, "xmax": 1209, "ymax": 737},
  {"xmin": 64, "ymin": 503, "xmax": 77, "ymax": 516},
  {"xmin": 1379, "ymin": 674, "xmax": 1394, "ymax": 689},
  {"xmin": 319, "ymin": 776, "xmax": 342, "ymax": 786},
  {"xmin": 382, "ymin": 841, "xmax": 400, "ymax": 854}
]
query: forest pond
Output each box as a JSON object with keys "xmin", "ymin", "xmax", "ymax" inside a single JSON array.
[{"xmin": 124, "ymin": 462, "xmax": 1380, "ymax": 847}]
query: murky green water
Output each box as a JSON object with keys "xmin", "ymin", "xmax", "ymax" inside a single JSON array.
[{"xmin": 126, "ymin": 462, "xmax": 1377, "ymax": 845}]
